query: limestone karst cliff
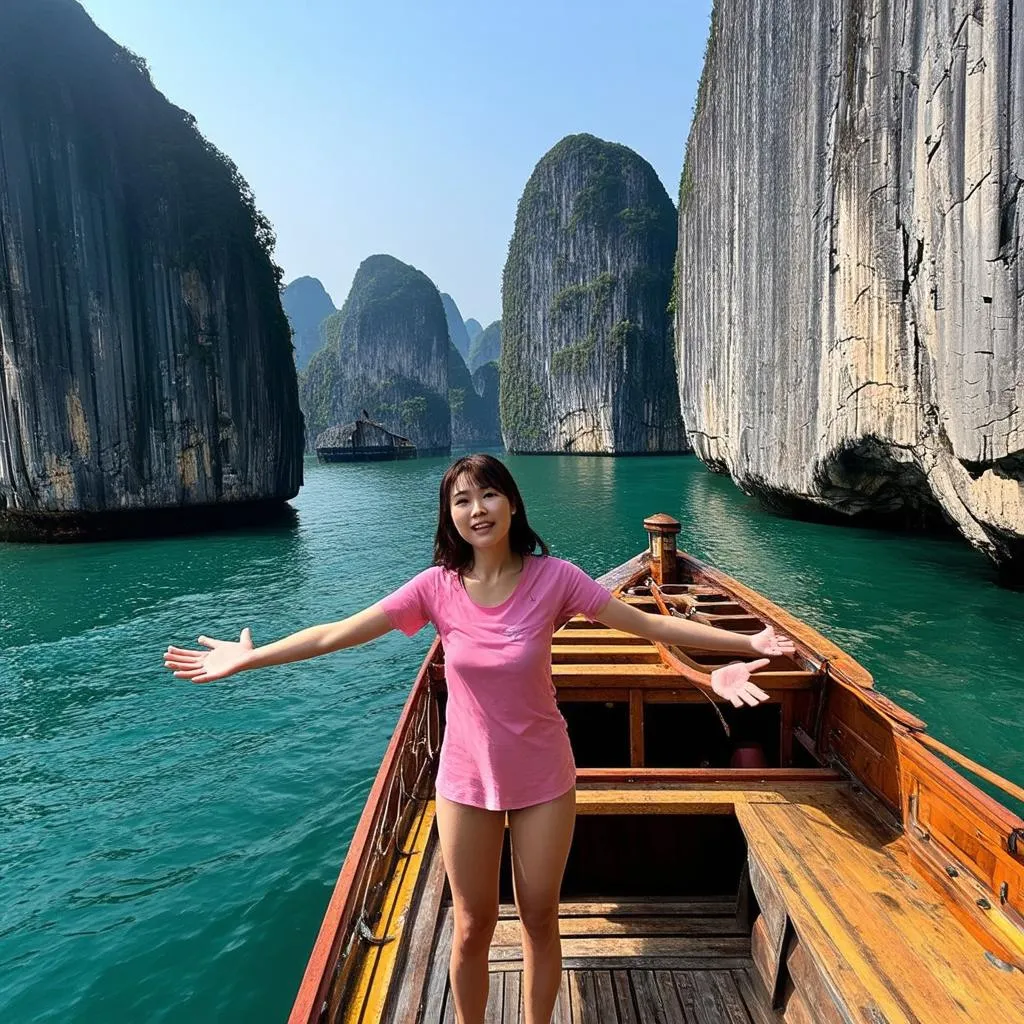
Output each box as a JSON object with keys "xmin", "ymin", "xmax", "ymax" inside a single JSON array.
[
  {"xmin": 300, "ymin": 255, "xmax": 451, "ymax": 455},
  {"xmin": 442, "ymin": 293, "xmax": 473, "ymax": 363},
  {"xmin": 502, "ymin": 134, "xmax": 685, "ymax": 453},
  {"xmin": 282, "ymin": 276, "xmax": 337, "ymax": 371},
  {"xmin": 472, "ymin": 361, "xmax": 500, "ymax": 409},
  {"xmin": 0, "ymin": 0, "xmax": 303, "ymax": 539},
  {"xmin": 465, "ymin": 318, "xmax": 483, "ymax": 346},
  {"xmin": 677, "ymin": 1, "xmax": 1024, "ymax": 572},
  {"xmin": 449, "ymin": 345, "xmax": 501, "ymax": 447},
  {"xmin": 468, "ymin": 320, "xmax": 502, "ymax": 374}
]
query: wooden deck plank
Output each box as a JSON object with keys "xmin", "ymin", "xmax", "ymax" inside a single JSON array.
[
  {"xmin": 343, "ymin": 800, "xmax": 435, "ymax": 1023},
  {"xmin": 669, "ymin": 971, "xmax": 701, "ymax": 1021},
  {"xmin": 420, "ymin": 907, "xmax": 453, "ymax": 1024},
  {"xmin": 490, "ymin": 915, "xmax": 744, "ymax": 945},
  {"xmin": 497, "ymin": 899, "xmax": 737, "ymax": 920},
  {"xmin": 500, "ymin": 971, "xmax": 521, "ymax": 1024},
  {"xmin": 568, "ymin": 970, "xmax": 598, "ymax": 1023},
  {"xmin": 691, "ymin": 971, "xmax": 733, "ymax": 1023},
  {"xmin": 574, "ymin": 781, "xmax": 848, "ymax": 815},
  {"xmin": 552, "ymin": 664, "xmax": 678, "ymax": 685},
  {"xmin": 383, "ymin": 825, "xmax": 447, "ymax": 1024},
  {"xmin": 489, "ymin": 936, "xmax": 750, "ymax": 962},
  {"xmin": 551, "ymin": 663, "xmax": 815, "ymax": 689},
  {"xmin": 610, "ymin": 972, "xmax": 639, "ymax": 1024},
  {"xmin": 552, "ymin": 629, "xmax": 652, "ymax": 644},
  {"xmin": 730, "ymin": 969, "xmax": 774, "ymax": 1024},
  {"xmin": 736, "ymin": 789, "xmax": 1024, "ymax": 1023},
  {"xmin": 592, "ymin": 971, "xmax": 620, "ymax": 1024},
  {"xmin": 440, "ymin": 988, "xmax": 456, "ymax": 1024},
  {"xmin": 653, "ymin": 970, "xmax": 689, "ymax": 1023},
  {"xmin": 551, "ymin": 645, "xmax": 662, "ymax": 663},
  {"xmin": 551, "ymin": 971, "xmax": 571, "ymax": 1024},
  {"xmin": 630, "ymin": 970, "xmax": 675, "ymax": 1022},
  {"xmin": 489, "ymin": 956, "xmax": 753, "ymax": 973},
  {"xmin": 484, "ymin": 973, "xmax": 503, "ymax": 1024}
]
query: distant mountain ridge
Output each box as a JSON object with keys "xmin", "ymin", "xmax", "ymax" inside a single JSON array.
[
  {"xmin": 441, "ymin": 293, "xmax": 472, "ymax": 362},
  {"xmin": 282, "ymin": 276, "xmax": 337, "ymax": 370},
  {"xmin": 468, "ymin": 320, "xmax": 501, "ymax": 373},
  {"xmin": 464, "ymin": 318, "xmax": 483, "ymax": 345}
]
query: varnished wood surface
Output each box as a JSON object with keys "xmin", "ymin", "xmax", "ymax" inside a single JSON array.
[
  {"xmin": 419, "ymin": 898, "xmax": 770, "ymax": 1023},
  {"xmin": 574, "ymin": 781, "xmax": 849, "ymax": 815},
  {"xmin": 735, "ymin": 783, "xmax": 1024, "ymax": 1022},
  {"xmin": 427, "ymin": 968, "xmax": 769, "ymax": 1023}
]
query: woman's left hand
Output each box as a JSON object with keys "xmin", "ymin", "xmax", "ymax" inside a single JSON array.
[
  {"xmin": 749, "ymin": 625, "xmax": 796, "ymax": 657},
  {"xmin": 710, "ymin": 658, "xmax": 772, "ymax": 707}
]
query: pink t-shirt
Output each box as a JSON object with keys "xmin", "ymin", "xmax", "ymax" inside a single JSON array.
[{"xmin": 377, "ymin": 555, "xmax": 611, "ymax": 811}]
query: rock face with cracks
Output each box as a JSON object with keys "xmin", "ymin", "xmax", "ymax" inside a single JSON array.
[
  {"xmin": 0, "ymin": 0, "xmax": 303, "ymax": 539},
  {"xmin": 677, "ymin": 1, "xmax": 1024, "ymax": 572},
  {"xmin": 502, "ymin": 134, "xmax": 685, "ymax": 454}
]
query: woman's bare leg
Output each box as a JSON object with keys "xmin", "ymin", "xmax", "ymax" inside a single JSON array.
[
  {"xmin": 435, "ymin": 794, "xmax": 506, "ymax": 1024},
  {"xmin": 507, "ymin": 787, "xmax": 576, "ymax": 1024}
]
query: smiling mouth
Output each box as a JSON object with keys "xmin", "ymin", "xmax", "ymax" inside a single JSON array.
[{"xmin": 471, "ymin": 522, "xmax": 494, "ymax": 532}]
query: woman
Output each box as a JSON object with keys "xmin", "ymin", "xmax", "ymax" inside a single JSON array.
[{"xmin": 164, "ymin": 454, "xmax": 793, "ymax": 1024}]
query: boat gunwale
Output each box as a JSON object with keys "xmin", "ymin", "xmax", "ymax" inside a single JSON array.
[
  {"xmin": 288, "ymin": 638, "xmax": 441, "ymax": 1024},
  {"xmin": 674, "ymin": 549, "xmax": 1024, "ymax": 816}
]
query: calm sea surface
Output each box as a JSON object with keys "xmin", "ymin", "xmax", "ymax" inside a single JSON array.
[{"xmin": 2, "ymin": 453, "xmax": 1022, "ymax": 1022}]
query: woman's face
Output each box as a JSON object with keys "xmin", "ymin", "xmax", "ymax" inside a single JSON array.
[{"xmin": 449, "ymin": 474, "xmax": 516, "ymax": 552}]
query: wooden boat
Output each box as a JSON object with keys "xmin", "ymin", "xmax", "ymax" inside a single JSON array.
[
  {"xmin": 315, "ymin": 416, "xmax": 417, "ymax": 463},
  {"xmin": 289, "ymin": 514, "xmax": 1024, "ymax": 1023}
]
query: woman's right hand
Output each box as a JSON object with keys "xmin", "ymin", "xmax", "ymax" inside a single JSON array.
[{"xmin": 164, "ymin": 628, "xmax": 255, "ymax": 683}]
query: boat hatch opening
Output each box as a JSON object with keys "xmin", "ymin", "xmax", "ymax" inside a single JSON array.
[
  {"xmin": 644, "ymin": 703, "xmax": 781, "ymax": 768},
  {"xmin": 561, "ymin": 702, "xmax": 630, "ymax": 767},
  {"xmin": 497, "ymin": 814, "xmax": 747, "ymax": 902}
]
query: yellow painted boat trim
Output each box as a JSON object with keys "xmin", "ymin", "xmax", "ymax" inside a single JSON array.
[{"xmin": 343, "ymin": 799, "xmax": 437, "ymax": 1024}]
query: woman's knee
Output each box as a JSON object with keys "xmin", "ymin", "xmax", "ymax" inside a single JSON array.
[
  {"xmin": 516, "ymin": 899, "xmax": 559, "ymax": 940},
  {"xmin": 453, "ymin": 905, "xmax": 499, "ymax": 954}
]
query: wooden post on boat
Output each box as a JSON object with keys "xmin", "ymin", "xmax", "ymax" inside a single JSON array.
[{"xmin": 643, "ymin": 513, "xmax": 681, "ymax": 585}]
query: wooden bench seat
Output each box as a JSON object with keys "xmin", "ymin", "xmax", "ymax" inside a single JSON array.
[
  {"xmin": 574, "ymin": 780, "xmax": 847, "ymax": 816},
  {"xmin": 734, "ymin": 785, "xmax": 1024, "ymax": 1023}
]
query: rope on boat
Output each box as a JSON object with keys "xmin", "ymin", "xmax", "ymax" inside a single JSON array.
[
  {"xmin": 357, "ymin": 914, "xmax": 395, "ymax": 946},
  {"xmin": 651, "ymin": 577, "xmax": 733, "ymax": 737},
  {"xmin": 349, "ymin": 688, "xmax": 441, "ymax": 951}
]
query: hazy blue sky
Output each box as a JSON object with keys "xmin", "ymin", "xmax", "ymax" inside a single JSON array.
[{"xmin": 81, "ymin": 0, "xmax": 713, "ymax": 326}]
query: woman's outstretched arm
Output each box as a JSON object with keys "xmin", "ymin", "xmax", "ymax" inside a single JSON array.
[
  {"xmin": 163, "ymin": 605, "xmax": 394, "ymax": 684},
  {"xmin": 593, "ymin": 597, "xmax": 794, "ymax": 657},
  {"xmin": 591, "ymin": 596, "xmax": 796, "ymax": 708}
]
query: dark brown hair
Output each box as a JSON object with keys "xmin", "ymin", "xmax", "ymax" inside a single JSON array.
[{"xmin": 433, "ymin": 454, "xmax": 549, "ymax": 572}]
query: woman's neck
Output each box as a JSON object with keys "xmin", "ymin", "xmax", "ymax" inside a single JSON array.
[{"xmin": 467, "ymin": 544, "xmax": 520, "ymax": 583}]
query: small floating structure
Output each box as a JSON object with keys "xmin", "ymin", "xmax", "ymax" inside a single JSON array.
[
  {"xmin": 289, "ymin": 514, "xmax": 1024, "ymax": 1023},
  {"xmin": 315, "ymin": 414, "xmax": 417, "ymax": 464}
]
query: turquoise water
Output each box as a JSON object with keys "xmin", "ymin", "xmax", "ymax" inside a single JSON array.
[{"xmin": 2, "ymin": 453, "xmax": 1022, "ymax": 1022}]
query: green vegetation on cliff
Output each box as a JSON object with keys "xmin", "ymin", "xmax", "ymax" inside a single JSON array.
[
  {"xmin": 467, "ymin": 320, "xmax": 501, "ymax": 373},
  {"xmin": 501, "ymin": 133, "xmax": 681, "ymax": 452},
  {"xmin": 448, "ymin": 342, "xmax": 501, "ymax": 446}
]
